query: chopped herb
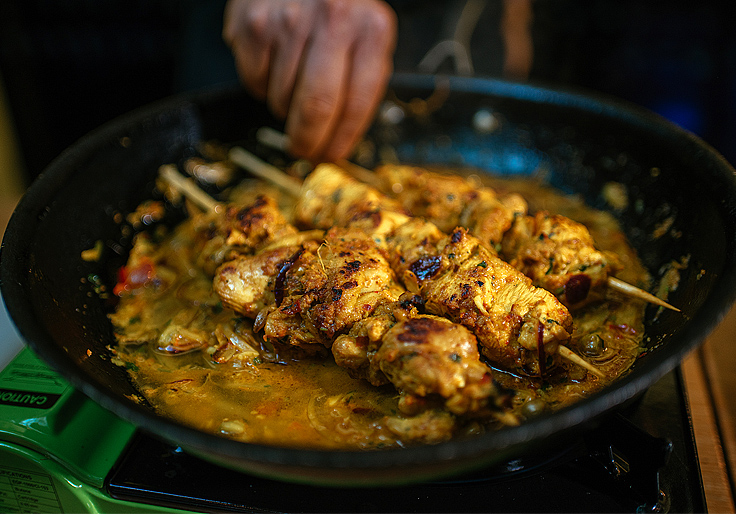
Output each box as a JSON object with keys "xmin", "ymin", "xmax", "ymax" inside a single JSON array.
[
  {"xmin": 477, "ymin": 260, "xmax": 488, "ymax": 268},
  {"xmin": 545, "ymin": 257, "xmax": 555, "ymax": 275}
]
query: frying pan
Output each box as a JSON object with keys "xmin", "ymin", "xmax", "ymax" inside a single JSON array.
[{"xmin": 2, "ymin": 74, "xmax": 736, "ymax": 486}]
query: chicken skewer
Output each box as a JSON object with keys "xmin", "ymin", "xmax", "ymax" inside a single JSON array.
[
  {"xmin": 227, "ymin": 152, "xmax": 604, "ymax": 380},
  {"xmin": 252, "ymin": 128, "xmax": 678, "ymax": 312},
  {"xmin": 158, "ymin": 165, "xmax": 516, "ymax": 426},
  {"xmin": 366, "ymin": 163, "xmax": 679, "ymax": 312}
]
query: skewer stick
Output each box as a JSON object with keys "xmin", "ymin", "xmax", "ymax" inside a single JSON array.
[
  {"xmin": 228, "ymin": 146, "xmax": 302, "ymax": 197},
  {"xmin": 557, "ymin": 346, "xmax": 605, "ymax": 379},
  {"xmin": 607, "ymin": 277, "xmax": 680, "ymax": 312},
  {"xmin": 336, "ymin": 158, "xmax": 378, "ymax": 186},
  {"xmin": 255, "ymin": 126, "xmax": 376, "ymax": 185},
  {"xmin": 159, "ymin": 164, "xmax": 220, "ymax": 213},
  {"xmin": 256, "ymin": 126, "xmax": 289, "ymax": 152},
  {"xmin": 255, "ymin": 126, "xmax": 377, "ymax": 185}
]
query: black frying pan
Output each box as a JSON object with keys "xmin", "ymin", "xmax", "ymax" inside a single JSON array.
[{"xmin": 2, "ymin": 74, "xmax": 736, "ymax": 486}]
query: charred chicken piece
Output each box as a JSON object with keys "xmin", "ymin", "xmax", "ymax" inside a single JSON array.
[
  {"xmin": 215, "ymin": 226, "xmax": 404, "ymax": 348},
  {"xmin": 378, "ymin": 315, "xmax": 498, "ymax": 416},
  {"xmin": 260, "ymin": 227, "xmax": 405, "ymax": 347},
  {"xmin": 294, "ymin": 163, "xmax": 410, "ymax": 246},
  {"xmin": 215, "ymin": 194, "xmax": 299, "ymax": 251},
  {"xmin": 501, "ymin": 211, "xmax": 623, "ymax": 308},
  {"xmin": 374, "ymin": 163, "xmax": 527, "ymax": 247},
  {"xmin": 214, "ymin": 244, "xmax": 303, "ymax": 318},
  {"xmin": 389, "ymin": 219, "xmax": 573, "ymax": 375},
  {"xmin": 332, "ymin": 300, "xmax": 501, "ymax": 416},
  {"xmin": 190, "ymin": 194, "xmax": 300, "ymax": 276}
]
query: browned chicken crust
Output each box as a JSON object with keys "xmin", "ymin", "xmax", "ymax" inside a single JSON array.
[
  {"xmin": 374, "ymin": 163, "xmax": 527, "ymax": 247},
  {"xmin": 377, "ymin": 315, "xmax": 496, "ymax": 415},
  {"xmin": 501, "ymin": 211, "xmax": 623, "ymax": 307},
  {"xmin": 260, "ymin": 227, "xmax": 404, "ymax": 347},
  {"xmin": 190, "ymin": 194, "xmax": 298, "ymax": 276},
  {"xmin": 332, "ymin": 301, "xmax": 500, "ymax": 416}
]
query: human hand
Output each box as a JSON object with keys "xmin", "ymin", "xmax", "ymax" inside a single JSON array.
[{"xmin": 224, "ymin": 0, "xmax": 397, "ymax": 162}]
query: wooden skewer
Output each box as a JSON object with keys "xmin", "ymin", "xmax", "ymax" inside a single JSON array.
[
  {"xmin": 256, "ymin": 126, "xmax": 289, "ymax": 152},
  {"xmin": 254, "ymin": 126, "xmax": 375, "ymax": 184},
  {"xmin": 557, "ymin": 346, "xmax": 605, "ymax": 379},
  {"xmin": 607, "ymin": 276, "xmax": 679, "ymax": 312},
  {"xmin": 158, "ymin": 164, "xmax": 220, "ymax": 213},
  {"xmin": 228, "ymin": 147, "xmax": 302, "ymax": 197}
]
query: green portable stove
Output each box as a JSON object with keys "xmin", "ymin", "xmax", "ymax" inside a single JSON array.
[{"xmin": 0, "ymin": 347, "xmax": 190, "ymax": 514}]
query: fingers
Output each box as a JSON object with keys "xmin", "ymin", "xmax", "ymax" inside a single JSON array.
[
  {"xmin": 224, "ymin": 0, "xmax": 398, "ymax": 162},
  {"xmin": 265, "ymin": 3, "xmax": 314, "ymax": 119},
  {"xmin": 223, "ymin": 0, "xmax": 272, "ymax": 100},
  {"xmin": 284, "ymin": 1, "xmax": 354, "ymax": 160},
  {"xmin": 319, "ymin": 10, "xmax": 396, "ymax": 160},
  {"xmin": 287, "ymin": 0, "xmax": 398, "ymax": 161}
]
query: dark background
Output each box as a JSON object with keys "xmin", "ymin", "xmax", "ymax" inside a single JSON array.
[{"xmin": 1, "ymin": 0, "xmax": 734, "ymax": 185}]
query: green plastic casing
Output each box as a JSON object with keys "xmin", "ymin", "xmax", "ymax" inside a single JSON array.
[{"xmin": 0, "ymin": 347, "xmax": 190, "ymax": 513}]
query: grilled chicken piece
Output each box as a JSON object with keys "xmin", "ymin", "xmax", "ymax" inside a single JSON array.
[
  {"xmin": 370, "ymin": 164, "xmax": 623, "ymax": 308},
  {"xmin": 216, "ymin": 194, "xmax": 299, "ymax": 251},
  {"xmin": 374, "ymin": 163, "xmax": 527, "ymax": 247},
  {"xmin": 191, "ymin": 194, "xmax": 299, "ymax": 275},
  {"xmin": 377, "ymin": 315, "xmax": 496, "ymax": 415},
  {"xmin": 333, "ymin": 300, "xmax": 498, "ymax": 415},
  {"xmin": 214, "ymin": 244, "xmax": 303, "ymax": 318},
  {"xmin": 296, "ymin": 164, "xmax": 573, "ymax": 375},
  {"xmin": 331, "ymin": 302, "xmax": 397, "ymax": 387},
  {"xmin": 294, "ymin": 162, "xmax": 409, "ymax": 245},
  {"xmin": 389, "ymin": 219, "xmax": 573, "ymax": 375},
  {"xmin": 215, "ymin": 227, "xmax": 404, "ymax": 348},
  {"xmin": 501, "ymin": 212, "xmax": 623, "ymax": 307},
  {"xmin": 261, "ymin": 227, "xmax": 405, "ymax": 347}
]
